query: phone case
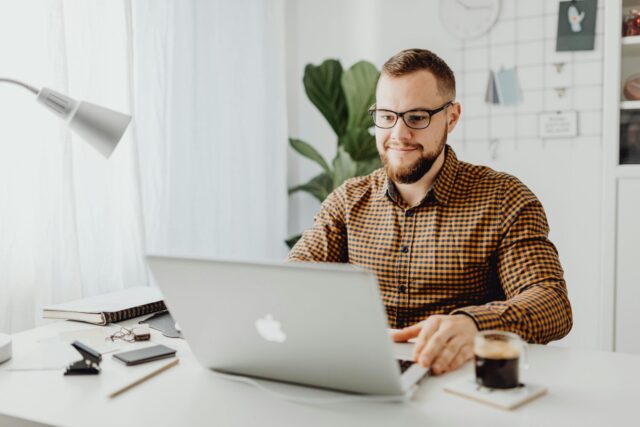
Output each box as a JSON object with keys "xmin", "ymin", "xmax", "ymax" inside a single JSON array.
[{"xmin": 113, "ymin": 344, "xmax": 176, "ymax": 366}]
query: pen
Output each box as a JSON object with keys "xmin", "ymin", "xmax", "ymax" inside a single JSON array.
[{"xmin": 108, "ymin": 358, "xmax": 179, "ymax": 399}]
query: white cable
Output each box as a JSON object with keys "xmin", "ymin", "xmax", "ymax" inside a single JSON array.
[
  {"xmin": 213, "ymin": 372, "xmax": 419, "ymax": 404},
  {"xmin": 0, "ymin": 78, "xmax": 39, "ymax": 95}
]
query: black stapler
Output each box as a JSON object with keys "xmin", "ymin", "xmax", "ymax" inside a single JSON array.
[{"xmin": 64, "ymin": 340, "xmax": 102, "ymax": 375}]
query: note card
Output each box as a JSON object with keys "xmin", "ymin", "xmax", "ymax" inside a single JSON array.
[{"xmin": 539, "ymin": 111, "xmax": 578, "ymax": 138}]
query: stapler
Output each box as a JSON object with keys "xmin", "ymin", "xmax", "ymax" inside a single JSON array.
[{"xmin": 64, "ymin": 340, "xmax": 102, "ymax": 375}]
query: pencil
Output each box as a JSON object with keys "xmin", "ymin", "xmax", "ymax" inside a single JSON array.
[{"xmin": 108, "ymin": 358, "xmax": 179, "ymax": 399}]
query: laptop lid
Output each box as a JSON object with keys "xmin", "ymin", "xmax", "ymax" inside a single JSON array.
[{"xmin": 147, "ymin": 255, "xmax": 424, "ymax": 395}]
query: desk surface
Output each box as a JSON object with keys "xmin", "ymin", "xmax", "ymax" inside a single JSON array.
[{"xmin": 0, "ymin": 319, "xmax": 638, "ymax": 427}]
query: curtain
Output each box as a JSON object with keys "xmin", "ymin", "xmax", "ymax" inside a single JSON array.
[
  {"xmin": 131, "ymin": 0, "xmax": 288, "ymax": 261},
  {"xmin": 0, "ymin": 0, "xmax": 146, "ymax": 333},
  {"xmin": 0, "ymin": 0, "xmax": 288, "ymax": 333}
]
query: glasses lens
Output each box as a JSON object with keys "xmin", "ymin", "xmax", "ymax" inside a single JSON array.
[
  {"xmin": 373, "ymin": 110, "xmax": 397, "ymax": 128},
  {"xmin": 404, "ymin": 110, "xmax": 431, "ymax": 129}
]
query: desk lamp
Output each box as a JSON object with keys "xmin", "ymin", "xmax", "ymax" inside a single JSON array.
[
  {"xmin": 0, "ymin": 78, "xmax": 132, "ymax": 363},
  {"xmin": 0, "ymin": 77, "xmax": 131, "ymax": 158}
]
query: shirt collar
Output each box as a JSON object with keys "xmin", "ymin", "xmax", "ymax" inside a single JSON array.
[{"xmin": 378, "ymin": 145, "xmax": 460, "ymax": 207}]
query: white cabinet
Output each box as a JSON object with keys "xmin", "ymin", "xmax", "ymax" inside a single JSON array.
[
  {"xmin": 615, "ymin": 179, "xmax": 640, "ymax": 353},
  {"xmin": 604, "ymin": 1, "xmax": 640, "ymax": 352}
]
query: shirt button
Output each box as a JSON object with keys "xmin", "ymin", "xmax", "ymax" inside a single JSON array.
[
  {"xmin": 405, "ymin": 210, "xmax": 413, "ymax": 217},
  {"xmin": 398, "ymin": 285, "xmax": 406, "ymax": 293},
  {"xmin": 401, "ymin": 245, "xmax": 409, "ymax": 253}
]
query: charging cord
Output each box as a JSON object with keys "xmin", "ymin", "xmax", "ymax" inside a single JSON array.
[{"xmin": 212, "ymin": 371, "xmax": 424, "ymax": 404}]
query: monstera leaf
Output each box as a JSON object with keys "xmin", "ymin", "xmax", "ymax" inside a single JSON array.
[
  {"xmin": 339, "ymin": 127, "xmax": 378, "ymax": 161},
  {"xmin": 341, "ymin": 61, "xmax": 380, "ymax": 130},
  {"xmin": 289, "ymin": 138, "xmax": 331, "ymax": 174},
  {"xmin": 288, "ymin": 172, "xmax": 333, "ymax": 203},
  {"xmin": 331, "ymin": 147, "xmax": 358, "ymax": 189},
  {"xmin": 303, "ymin": 59, "xmax": 348, "ymax": 137}
]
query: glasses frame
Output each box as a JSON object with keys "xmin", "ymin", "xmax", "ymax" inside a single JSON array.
[{"xmin": 368, "ymin": 101, "xmax": 454, "ymax": 130}]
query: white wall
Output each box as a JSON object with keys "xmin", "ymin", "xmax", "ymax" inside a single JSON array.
[{"xmin": 285, "ymin": 0, "xmax": 606, "ymax": 350}]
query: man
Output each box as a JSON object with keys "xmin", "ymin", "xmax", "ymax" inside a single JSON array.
[{"xmin": 288, "ymin": 49, "xmax": 572, "ymax": 375}]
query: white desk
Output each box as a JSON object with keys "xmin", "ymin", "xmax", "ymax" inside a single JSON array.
[{"xmin": 0, "ymin": 319, "xmax": 637, "ymax": 427}]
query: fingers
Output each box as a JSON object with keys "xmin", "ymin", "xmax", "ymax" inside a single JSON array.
[
  {"xmin": 446, "ymin": 343, "xmax": 475, "ymax": 372},
  {"xmin": 413, "ymin": 315, "xmax": 478, "ymax": 373},
  {"xmin": 412, "ymin": 316, "xmax": 443, "ymax": 361},
  {"xmin": 392, "ymin": 323, "xmax": 423, "ymax": 342},
  {"xmin": 430, "ymin": 336, "xmax": 466, "ymax": 373},
  {"xmin": 417, "ymin": 324, "xmax": 457, "ymax": 368}
]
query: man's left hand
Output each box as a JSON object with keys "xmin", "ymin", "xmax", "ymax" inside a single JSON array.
[{"xmin": 392, "ymin": 315, "xmax": 478, "ymax": 375}]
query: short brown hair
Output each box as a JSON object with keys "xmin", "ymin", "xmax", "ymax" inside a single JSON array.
[{"xmin": 382, "ymin": 48, "xmax": 456, "ymax": 99}]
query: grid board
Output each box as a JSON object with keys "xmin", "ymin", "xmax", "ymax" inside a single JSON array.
[{"xmin": 449, "ymin": 0, "xmax": 604, "ymax": 152}]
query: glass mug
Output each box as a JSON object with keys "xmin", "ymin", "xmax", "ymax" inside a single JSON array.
[{"xmin": 474, "ymin": 330, "xmax": 528, "ymax": 389}]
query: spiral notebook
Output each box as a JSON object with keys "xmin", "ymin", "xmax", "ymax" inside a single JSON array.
[{"xmin": 43, "ymin": 287, "xmax": 166, "ymax": 325}]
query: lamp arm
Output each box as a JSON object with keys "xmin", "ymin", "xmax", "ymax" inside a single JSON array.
[{"xmin": 0, "ymin": 78, "xmax": 39, "ymax": 95}]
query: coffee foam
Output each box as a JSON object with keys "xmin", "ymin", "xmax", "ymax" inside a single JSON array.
[{"xmin": 475, "ymin": 340, "xmax": 520, "ymax": 359}]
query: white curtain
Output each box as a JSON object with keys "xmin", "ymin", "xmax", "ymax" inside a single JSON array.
[
  {"xmin": 131, "ymin": 0, "xmax": 288, "ymax": 261},
  {"xmin": 0, "ymin": 0, "xmax": 288, "ymax": 333},
  {"xmin": 0, "ymin": 0, "xmax": 146, "ymax": 333}
]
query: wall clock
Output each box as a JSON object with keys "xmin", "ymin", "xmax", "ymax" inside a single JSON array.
[{"xmin": 439, "ymin": 0, "xmax": 501, "ymax": 40}]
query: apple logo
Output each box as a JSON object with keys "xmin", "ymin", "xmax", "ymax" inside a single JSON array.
[{"xmin": 255, "ymin": 314, "xmax": 287, "ymax": 343}]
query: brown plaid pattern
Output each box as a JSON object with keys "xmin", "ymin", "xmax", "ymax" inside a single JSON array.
[{"xmin": 288, "ymin": 145, "xmax": 572, "ymax": 344}]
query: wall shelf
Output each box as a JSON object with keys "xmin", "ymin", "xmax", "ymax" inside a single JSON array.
[
  {"xmin": 615, "ymin": 164, "xmax": 640, "ymax": 177},
  {"xmin": 620, "ymin": 100, "xmax": 640, "ymax": 109},
  {"xmin": 622, "ymin": 36, "xmax": 640, "ymax": 55},
  {"xmin": 622, "ymin": 35, "xmax": 640, "ymax": 45}
]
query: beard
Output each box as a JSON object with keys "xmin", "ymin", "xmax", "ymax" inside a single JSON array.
[{"xmin": 380, "ymin": 127, "xmax": 447, "ymax": 184}]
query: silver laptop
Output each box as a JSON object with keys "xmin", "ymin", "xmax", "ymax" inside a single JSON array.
[{"xmin": 146, "ymin": 255, "xmax": 428, "ymax": 396}]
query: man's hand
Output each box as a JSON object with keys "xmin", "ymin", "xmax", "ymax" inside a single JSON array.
[{"xmin": 393, "ymin": 315, "xmax": 478, "ymax": 375}]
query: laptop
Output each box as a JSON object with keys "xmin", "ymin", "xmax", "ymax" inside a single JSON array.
[{"xmin": 146, "ymin": 255, "xmax": 429, "ymax": 397}]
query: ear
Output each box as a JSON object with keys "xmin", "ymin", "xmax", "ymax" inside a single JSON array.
[{"xmin": 447, "ymin": 102, "xmax": 462, "ymax": 134}]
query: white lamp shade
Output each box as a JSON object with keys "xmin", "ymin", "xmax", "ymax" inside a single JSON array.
[
  {"xmin": 69, "ymin": 101, "xmax": 131, "ymax": 158},
  {"xmin": 36, "ymin": 87, "xmax": 131, "ymax": 158}
]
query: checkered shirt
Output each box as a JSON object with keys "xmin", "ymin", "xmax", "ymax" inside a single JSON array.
[{"xmin": 288, "ymin": 145, "xmax": 572, "ymax": 344}]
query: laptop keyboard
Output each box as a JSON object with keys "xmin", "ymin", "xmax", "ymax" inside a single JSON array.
[{"xmin": 397, "ymin": 359, "xmax": 416, "ymax": 374}]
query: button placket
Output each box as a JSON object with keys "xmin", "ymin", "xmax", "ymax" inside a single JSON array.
[{"xmin": 397, "ymin": 207, "xmax": 416, "ymax": 307}]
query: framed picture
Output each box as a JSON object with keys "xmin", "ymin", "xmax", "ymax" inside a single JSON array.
[{"xmin": 556, "ymin": 0, "xmax": 597, "ymax": 51}]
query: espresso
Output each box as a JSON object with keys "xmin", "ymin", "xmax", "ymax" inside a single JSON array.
[{"xmin": 474, "ymin": 340, "xmax": 521, "ymax": 389}]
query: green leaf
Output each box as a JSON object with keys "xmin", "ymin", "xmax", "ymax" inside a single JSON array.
[
  {"xmin": 289, "ymin": 138, "xmax": 331, "ymax": 174},
  {"xmin": 288, "ymin": 172, "xmax": 333, "ymax": 202},
  {"xmin": 285, "ymin": 234, "xmax": 302, "ymax": 249},
  {"xmin": 303, "ymin": 59, "xmax": 348, "ymax": 136},
  {"xmin": 339, "ymin": 128, "xmax": 378, "ymax": 161},
  {"xmin": 355, "ymin": 156, "xmax": 382, "ymax": 176},
  {"xmin": 331, "ymin": 147, "xmax": 357, "ymax": 189},
  {"xmin": 341, "ymin": 61, "xmax": 380, "ymax": 131}
]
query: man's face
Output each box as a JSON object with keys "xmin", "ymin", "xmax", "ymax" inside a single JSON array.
[{"xmin": 374, "ymin": 70, "xmax": 458, "ymax": 184}]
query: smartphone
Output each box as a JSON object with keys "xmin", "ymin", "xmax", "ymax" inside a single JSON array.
[{"xmin": 113, "ymin": 344, "xmax": 176, "ymax": 366}]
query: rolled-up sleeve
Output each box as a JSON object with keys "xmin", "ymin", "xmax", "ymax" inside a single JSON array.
[{"xmin": 452, "ymin": 178, "xmax": 573, "ymax": 344}]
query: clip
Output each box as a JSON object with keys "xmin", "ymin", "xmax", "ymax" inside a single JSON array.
[{"xmin": 64, "ymin": 340, "xmax": 102, "ymax": 375}]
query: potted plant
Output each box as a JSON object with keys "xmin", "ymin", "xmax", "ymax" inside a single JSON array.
[{"xmin": 287, "ymin": 59, "xmax": 381, "ymax": 248}]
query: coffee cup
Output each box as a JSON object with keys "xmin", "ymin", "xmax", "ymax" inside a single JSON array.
[{"xmin": 474, "ymin": 330, "xmax": 528, "ymax": 389}]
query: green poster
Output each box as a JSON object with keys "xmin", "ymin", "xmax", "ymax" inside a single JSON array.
[{"xmin": 556, "ymin": 0, "xmax": 597, "ymax": 51}]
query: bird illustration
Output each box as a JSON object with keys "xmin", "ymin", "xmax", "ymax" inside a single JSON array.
[{"xmin": 568, "ymin": 4, "xmax": 585, "ymax": 32}]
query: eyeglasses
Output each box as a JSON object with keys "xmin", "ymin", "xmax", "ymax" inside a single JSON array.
[
  {"xmin": 368, "ymin": 101, "xmax": 454, "ymax": 130},
  {"xmin": 106, "ymin": 325, "xmax": 151, "ymax": 342}
]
